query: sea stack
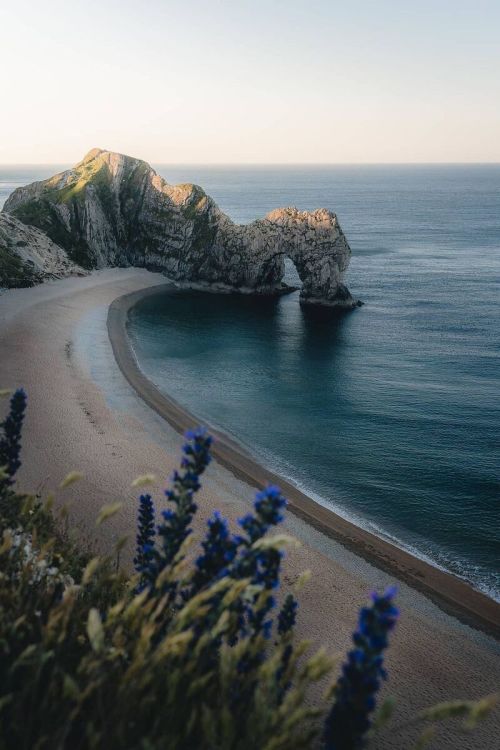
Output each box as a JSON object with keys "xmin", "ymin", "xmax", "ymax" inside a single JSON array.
[{"xmin": 2, "ymin": 149, "xmax": 359, "ymax": 307}]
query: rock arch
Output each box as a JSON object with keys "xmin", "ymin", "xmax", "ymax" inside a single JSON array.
[
  {"xmin": 3, "ymin": 150, "xmax": 360, "ymax": 308},
  {"xmin": 229, "ymin": 207, "xmax": 359, "ymax": 307}
]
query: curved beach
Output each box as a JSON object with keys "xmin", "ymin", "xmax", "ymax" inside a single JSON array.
[
  {"xmin": 1, "ymin": 269, "xmax": 499, "ymax": 748},
  {"xmin": 110, "ymin": 283, "xmax": 500, "ymax": 636}
]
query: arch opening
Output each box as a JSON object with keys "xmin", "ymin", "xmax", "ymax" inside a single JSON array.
[{"xmin": 283, "ymin": 256, "xmax": 302, "ymax": 288}]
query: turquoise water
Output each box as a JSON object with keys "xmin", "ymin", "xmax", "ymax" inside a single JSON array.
[{"xmin": 1, "ymin": 164, "xmax": 499, "ymax": 599}]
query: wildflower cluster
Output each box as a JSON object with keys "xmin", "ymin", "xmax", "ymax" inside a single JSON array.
[
  {"xmin": 157, "ymin": 427, "xmax": 212, "ymax": 572},
  {"xmin": 231, "ymin": 486, "xmax": 288, "ymax": 641},
  {"xmin": 1, "ymin": 389, "xmax": 491, "ymax": 750},
  {"xmin": 131, "ymin": 435, "xmax": 401, "ymax": 736},
  {"xmin": 133, "ymin": 444, "xmax": 289, "ymax": 642},
  {"xmin": 7, "ymin": 528, "xmax": 74, "ymax": 591},
  {"xmin": 234, "ymin": 485, "xmax": 287, "ymax": 585},
  {"xmin": 192, "ymin": 510, "xmax": 238, "ymax": 591},
  {"xmin": 324, "ymin": 586, "xmax": 399, "ymax": 750}
]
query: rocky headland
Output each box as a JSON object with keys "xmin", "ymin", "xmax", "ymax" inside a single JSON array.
[{"xmin": 2, "ymin": 149, "xmax": 359, "ymax": 306}]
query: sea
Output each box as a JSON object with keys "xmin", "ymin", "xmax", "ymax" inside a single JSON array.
[{"xmin": 1, "ymin": 164, "xmax": 499, "ymax": 600}]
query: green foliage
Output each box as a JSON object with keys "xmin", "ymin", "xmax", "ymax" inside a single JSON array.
[
  {"xmin": 10, "ymin": 197, "xmax": 54, "ymax": 231},
  {"xmin": 0, "ymin": 246, "xmax": 41, "ymax": 288},
  {"xmin": 10, "ymin": 198, "xmax": 93, "ymax": 269},
  {"xmin": 0, "ymin": 394, "xmax": 497, "ymax": 750},
  {"xmin": 0, "ymin": 489, "xmax": 327, "ymax": 749},
  {"xmin": 0, "ymin": 410, "xmax": 333, "ymax": 749},
  {"xmin": 419, "ymin": 695, "xmax": 499, "ymax": 731},
  {"xmin": 90, "ymin": 164, "xmax": 116, "ymax": 220},
  {"xmin": 8, "ymin": 162, "xmax": 115, "ymax": 271}
]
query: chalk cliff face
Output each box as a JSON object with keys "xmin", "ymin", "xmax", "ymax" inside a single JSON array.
[
  {"xmin": 0, "ymin": 213, "xmax": 85, "ymax": 288},
  {"xmin": 3, "ymin": 149, "xmax": 358, "ymax": 306}
]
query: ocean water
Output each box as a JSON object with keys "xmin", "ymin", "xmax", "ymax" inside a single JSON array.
[
  {"xmin": 0, "ymin": 166, "xmax": 68, "ymax": 209},
  {"xmin": 1, "ymin": 164, "xmax": 499, "ymax": 599}
]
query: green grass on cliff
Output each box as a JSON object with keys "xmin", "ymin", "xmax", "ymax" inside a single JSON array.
[
  {"xmin": 11, "ymin": 199, "xmax": 93, "ymax": 270},
  {"xmin": 9, "ymin": 163, "xmax": 112, "ymax": 270},
  {"xmin": 12, "ymin": 198, "xmax": 57, "ymax": 231},
  {"xmin": 55, "ymin": 160, "xmax": 113, "ymax": 206},
  {"xmin": 0, "ymin": 246, "xmax": 39, "ymax": 288},
  {"xmin": 8, "ymin": 157, "xmax": 217, "ymax": 276},
  {"xmin": 181, "ymin": 185, "xmax": 208, "ymax": 221}
]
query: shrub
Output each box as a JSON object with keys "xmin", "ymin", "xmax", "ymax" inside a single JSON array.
[{"xmin": 0, "ymin": 390, "xmax": 496, "ymax": 749}]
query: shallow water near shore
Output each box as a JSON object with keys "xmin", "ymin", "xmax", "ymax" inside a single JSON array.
[{"xmin": 2, "ymin": 164, "xmax": 499, "ymax": 600}]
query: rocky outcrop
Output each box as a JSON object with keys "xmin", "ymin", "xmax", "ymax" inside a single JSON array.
[
  {"xmin": 0, "ymin": 213, "xmax": 85, "ymax": 288},
  {"xmin": 3, "ymin": 149, "xmax": 358, "ymax": 306}
]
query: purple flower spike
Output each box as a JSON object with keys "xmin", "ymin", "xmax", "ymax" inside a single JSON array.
[{"xmin": 324, "ymin": 587, "xmax": 399, "ymax": 750}]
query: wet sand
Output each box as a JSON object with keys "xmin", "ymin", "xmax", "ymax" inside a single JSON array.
[{"xmin": 1, "ymin": 269, "xmax": 499, "ymax": 748}]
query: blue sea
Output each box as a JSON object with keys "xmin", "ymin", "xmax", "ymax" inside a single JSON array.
[{"xmin": 1, "ymin": 164, "xmax": 499, "ymax": 600}]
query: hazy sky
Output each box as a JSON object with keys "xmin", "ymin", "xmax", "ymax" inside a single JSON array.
[{"xmin": 1, "ymin": 0, "xmax": 499, "ymax": 163}]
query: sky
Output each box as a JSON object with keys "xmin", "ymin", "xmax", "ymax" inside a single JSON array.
[{"xmin": 1, "ymin": 0, "xmax": 499, "ymax": 164}]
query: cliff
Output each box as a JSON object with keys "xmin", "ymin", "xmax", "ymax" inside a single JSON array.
[
  {"xmin": 0, "ymin": 213, "xmax": 85, "ymax": 288},
  {"xmin": 3, "ymin": 149, "xmax": 358, "ymax": 306}
]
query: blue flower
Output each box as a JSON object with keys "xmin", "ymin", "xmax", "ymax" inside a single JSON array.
[
  {"xmin": 323, "ymin": 587, "xmax": 399, "ymax": 750},
  {"xmin": 153, "ymin": 427, "xmax": 213, "ymax": 582},
  {"xmin": 237, "ymin": 485, "xmax": 287, "ymax": 544},
  {"xmin": 192, "ymin": 511, "xmax": 239, "ymax": 592},
  {"xmin": 224, "ymin": 486, "xmax": 288, "ymax": 640}
]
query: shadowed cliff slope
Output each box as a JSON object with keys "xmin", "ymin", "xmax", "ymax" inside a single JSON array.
[{"xmin": 0, "ymin": 213, "xmax": 85, "ymax": 288}]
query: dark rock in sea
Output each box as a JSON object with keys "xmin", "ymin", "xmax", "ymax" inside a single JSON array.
[{"xmin": 2, "ymin": 149, "xmax": 359, "ymax": 306}]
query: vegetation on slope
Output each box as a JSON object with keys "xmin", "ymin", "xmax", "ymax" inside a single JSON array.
[
  {"xmin": 10, "ymin": 197, "xmax": 93, "ymax": 270},
  {"xmin": 0, "ymin": 390, "xmax": 496, "ymax": 749},
  {"xmin": 0, "ymin": 245, "xmax": 41, "ymax": 288},
  {"xmin": 8, "ymin": 158, "xmax": 116, "ymax": 269}
]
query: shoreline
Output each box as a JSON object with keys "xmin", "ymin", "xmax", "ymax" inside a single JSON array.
[
  {"xmin": 108, "ymin": 283, "xmax": 500, "ymax": 639},
  {"xmin": 2, "ymin": 270, "xmax": 499, "ymax": 748}
]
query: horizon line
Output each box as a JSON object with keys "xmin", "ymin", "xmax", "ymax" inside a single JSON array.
[{"xmin": 1, "ymin": 160, "xmax": 500, "ymax": 167}]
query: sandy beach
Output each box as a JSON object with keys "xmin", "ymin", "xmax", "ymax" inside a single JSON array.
[{"xmin": 1, "ymin": 269, "xmax": 499, "ymax": 748}]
